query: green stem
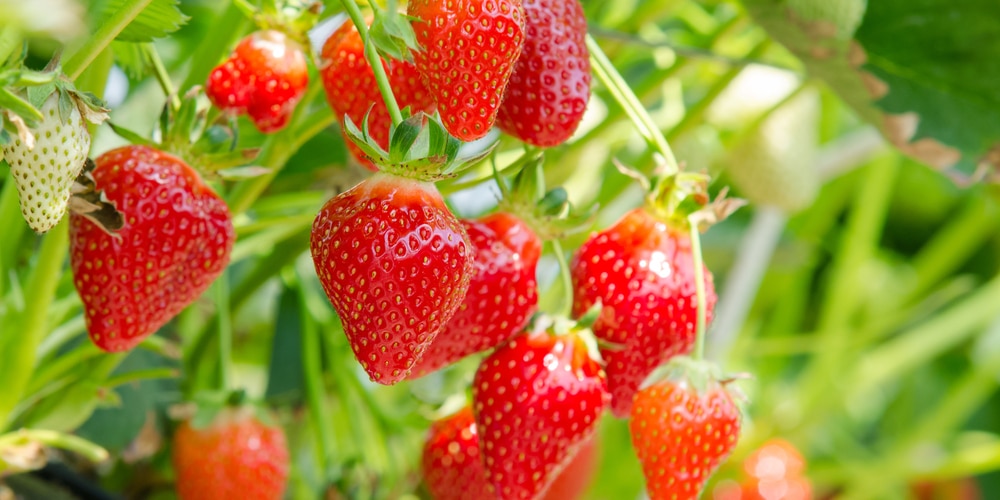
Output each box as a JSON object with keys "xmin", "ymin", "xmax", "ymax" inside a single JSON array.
[
  {"xmin": 0, "ymin": 175, "xmax": 26, "ymax": 276},
  {"xmin": 142, "ymin": 43, "xmax": 181, "ymax": 111},
  {"xmin": 549, "ymin": 240, "xmax": 574, "ymax": 318},
  {"xmin": 586, "ymin": 34, "xmax": 678, "ymax": 174},
  {"xmin": 63, "ymin": 0, "xmax": 154, "ymax": 80},
  {"xmin": 340, "ymin": 0, "xmax": 403, "ymax": 125},
  {"xmin": 0, "ymin": 429, "xmax": 109, "ymax": 463},
  {"xmin": 104, "ymin": 368, "xmax": 179, "ymax": 389},
  {"xmin": 216, "ymin": 272, "xmax": 232, "ymax": 392},
  {"xmin": 0, "ymin": 221, "xmax": 69, "ymax": 430},
  {"xmin": 689, "ymin": 222, "xmax": 708, "ymax": 360},
  {"xmin": 298, "ymin": 281, "xmax": 337, "ymax": 483}
]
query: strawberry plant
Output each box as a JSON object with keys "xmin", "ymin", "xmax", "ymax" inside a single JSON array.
[{"xmin": 1, "ymin": 0, "xmax": 999, "ymax": 499}]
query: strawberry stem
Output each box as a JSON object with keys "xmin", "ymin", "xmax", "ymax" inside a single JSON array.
[
  {"xmin": 63, "ymin": 0, "xmax": 154, "ymax": 80},
  {"xmin": 0, "ymin": 428, "xmax": 109, "ymax": 464},
  {"xmin": 550, "ymin": 239, "xmax": 575, "ymax": 318},
  {"xmin": 142, "ymin": 43, "xmax": 182, "ymax": 112},
  {"xmin": 586, "ymin": 34, "xmax": 679, "ymax": 176},
  {"xmin": 297, "ymin": 276, "xmax": 338, "ymax": 483},
  {"xmin": 340, "ymin": 0, "xmax": 404, "ymax": 126},
  {"xmin": 0, "ymin": 222, "xmax": 69, "ymax": 429},
  {"xmin": 689, "ymin": 220, "xmax": 708, "ymax": 361}
]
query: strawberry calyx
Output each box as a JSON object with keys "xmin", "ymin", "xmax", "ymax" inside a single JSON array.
[
  {"xmin": 529, "ymin": 313, "xmax": 605, "ymax": 368},
  {"xmin": 495, "ymin": 157, "xmax": 595, "ymax": 241},
  {"xmin": 640, "ymin": 356, "xmax": 747, "ymax": 409},
  {"xmin": 107, "ymin": 87, "xmax": 264, "ymax": 181},
  {"xmin": 343, "ymin": 110, "xmax": 495, "ymax": 181},
  {"xmin": 171, "ymin": 389, "xmax": 279, "ymax": 431},
  {"xmin": 367, "ymin": 0, "xmax": 421, "ymax": 63},
  {"xmin": 615, "ymin": 158, "xmax": 745, "ymax": 232},
  {"xmin": 244, "ymin": 0, "xmax": 322, "ymax": 50}
]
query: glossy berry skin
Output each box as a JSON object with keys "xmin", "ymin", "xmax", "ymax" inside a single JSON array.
[
  {"xmin": 422, "ymin": 406, "xmax": 493, "ymax": 500},
  {"xmin": 630, "ymin": 379, "xmax": 741, "ymax": 500},
  {"xmin": 310, "ymin": 172, "xmax": 474, "ymax": 384},
  {"xmin": 571, "ymin": 208, "xmax": 716, "ymax": 417},
  {"xmin": 320, "ymin": 21, "xmax": 435, "ymax": 169},
  {"xmin": 422, "ymin": 406, "xmax": 598, "ymax": 500},
  {"xmin": 409, "ymin": 212, "xmax": 541, "ymax": 378},
  {"xmin": 408, "ymin": 0, "xmax": 525, "ymax": 141},
  {"xmin": 172, "ymin": 408, "xmax": 289, "ymax": 500},
  {"xmin": 70, "ymin": 146, "xmax": 234, "ymax": 352},
  {"xmin": 473, "ymin": 330, "xmax": 608, "ymax": 499},
  {"xmin": 207, "ymin": 30, "xmax": 309, "ymax": 133},
  {"xmin": 497, "ymin": 0, "xmax": 590, "ymax": 147}
]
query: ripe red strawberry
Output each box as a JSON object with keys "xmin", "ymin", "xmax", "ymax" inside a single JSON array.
[
  {"xmin": 422, "ymin": 406, "xmax": 598, "ymax": 500},
  {"xmin": 473, "ymin": 329, "xmax": 608, "ymax": 499},
  {"xmin": 320, "ymin": 20, "xmax": 436, "ymax": 169},
  {"xmin": 496, "ymin": 0, "xmax": 591, "ymax": 147},
  {"xmin": 409, "ymin": 212, "xmax": 541, "ymax": 377},
  {"xmin": 422, "ymin": 406, "xmax": 493, "ymax": 500},
  {"xmin": 630, "ymin": 376, "xmax": 741, "ymax": 500},
  {"xmin": 571, "ymin": 207, "xmax": 716, "ymax": 417},
  {"xmin": 172, "ymin": 407, "xmax": 289, "ymax": 500},
  {"xmin": 310, "ymin": 172, "xmax": 474, "ymax": 384},
  {"xmin": 206, "ymin": 29, "xmax": 309, "ymax": 133},
  {"xmin": 541, "ymin": 436, "xmax": 597, "ymax": 500},
  {"xmin": 408, "ymin": 0, "xmax": 525, "ymax": 141},
  {"xmin": 70, "ymin": 145, "xmax": 234, "ymax": 352}
]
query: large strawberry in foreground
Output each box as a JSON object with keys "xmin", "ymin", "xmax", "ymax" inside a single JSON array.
[
  {"xmin": 497, "ymin": 0, "xmax": 591, "ymax": 147},
  {"xmin": 310, "ymin": 172, "xmax": 474, "ymax": 384},
  {"xmin": 408, "ymin": 0, "xmax": 525, "ymax": 141},
  {"xmin": 473, "ymin": 329, "xmax": 608, "ymax": 499},
  {"xmin": 571, "ymin": 207, "xmax": 716, "ymax": 417},
  {"xmin": 172, "ymin": 407, "xmax": 289, "ymax": 500},
  {"xmin": 320, "ymin": 20, "xmax": 435, "ymax": 169},
  {"xmin": 630, "ymin": 370, "xmax": 741, "ymax": 500},
  {"xmin": 207, "ymin": 29, "xmax": 309, "ymax": 133},
  {"xmin": 3, "ymin": 88, "xmax": 106, "ymax": 233},
  {"xmin": 409, "ymin": 212, "xmax": 541, "ymax": 378},
  {"xmin": 70, "ymin": 145, "xmax": 234, "ymax": 352}
]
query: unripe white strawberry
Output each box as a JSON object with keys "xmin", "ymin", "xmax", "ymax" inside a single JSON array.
[
  {"xmin": 724, "ymin": 89, "xmax": 820, "ymax": 213},
  {"xmin": 3, "ymin": 90, "xmax": 99, "ymax": 233}
]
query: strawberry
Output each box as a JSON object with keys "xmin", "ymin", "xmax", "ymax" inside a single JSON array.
[
  {"xmin": 473, "ymin": 329, "xmax": 608, "ymax": 499},
  {"xmin": 70, "ymin": 145, "xmax": 234, "ymax": 352},
  {"xmin": 407, "ymin": 0, "xmax": 525, "ymax": 141},
  {"xmin": 206, "ymin": 29, "xmax": 309, "ymax": 134},
  {"xmin": 3, "ymin": 89, "xmax": 105, "ymax": 233},
  {"xmin": 422, "ymin": 405, "xmax": 598, "ymax": 500},
  {"xmin": 422, "ymin": 406, "xmax": 493, "ymax": 500},
  {"xmin": 571, "ymin": 207, "xmax": 716, "ymax": 418},
  {"xmin": 630, "ymin": 375, "xmax": 741, "ymax": 500},
  {"xmin": 496, "ymin": 0, "xmax": 591, "ymax": 147},
  {"xmin": 739, "ymin": 439, "xmax": 813, "ymax": 500},
  {"xmin": 409, "ymin": 212, "xmax": 541, "ymax": 377},
  {"xmin": 172, "ymin": 407, "xmax": 289, "ymax": 500},
  {"xmin": 310, "ymin": 172, "xmax": 474, "ymax": 384},
  {"xmin": 320, "ymin": 20, "xmax": 436, "ymax": 169}
]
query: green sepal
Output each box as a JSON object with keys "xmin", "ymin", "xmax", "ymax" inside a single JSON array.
[
  {"xmin": 0, "ymin": 87, "xmax": 43, "ymax": 127},
  {"xmin": 388, "ymin": 113, "xmax": 423, "ymax": 163},
  {"xmin": 369, "ymin": 0, "xmax": 420, "ymax": 62},
  {"xmin": 107, "ymin": 122, "xmax": 158, "ymax": 148}
]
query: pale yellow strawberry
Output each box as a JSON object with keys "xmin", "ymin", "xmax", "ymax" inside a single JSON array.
[{"xmin": 3, "ymin": 90, "xmax": 101, "ymax": 233}]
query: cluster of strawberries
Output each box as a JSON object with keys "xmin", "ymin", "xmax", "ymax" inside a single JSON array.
[{"xmin": 1, "ymin": 0, "xmax": 753, "ymax": 498}]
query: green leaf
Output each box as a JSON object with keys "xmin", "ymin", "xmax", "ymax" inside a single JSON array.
[
  {"xmin": 100, "ymin": 0, "xmax": 189, "ymax": 43},
  {"xmin": 742, "ymin": 0, "xmax": 1000, "ymax": 176},
  {"xmin": 111, "ymin": 41, "xmax": 150, "ymax": 79}
]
